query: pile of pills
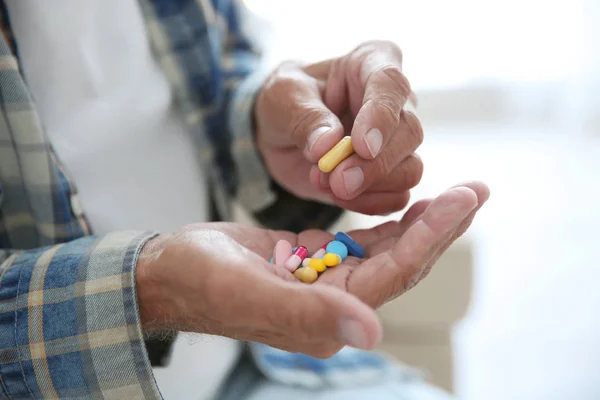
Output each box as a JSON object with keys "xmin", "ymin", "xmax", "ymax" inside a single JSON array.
[
  {"xmin": 269, "ymin": 232, "xmax": 365, "ymax": 283},
  {"xmin": 267, "ymin": 137, "xmax": 363, "ymax": 282}
]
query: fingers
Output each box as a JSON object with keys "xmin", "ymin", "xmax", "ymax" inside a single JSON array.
[
  {"xmin": 313, "ymin": 152, "xmax": 423, "ymax": 193},
  {"xmin": 322, "ymin": 56, "xmax": 350, "ymax": 116},
  {"xmin": 344, "ymin": 41, "xmax": 414, "ymax": 161},
  {"xmin": 416, "ymin": 181, "xmax": 490, "ymax": 282},
  {"xmin": 408, "ymin": 91, "xmax": 418, "ymax": 108},
  {"xmin": 334, "ymin": 190, "xmax": 411, "ymax": 216},
  {"xmin": 257, "ymin": 62, "xmax": 345, "ymax": 161},
  {"xmin": 328, "ymin": 147, "xmax": 423, "ymax": 199},
  {"xmin": 347, "ymin": 186, "xmax": 479, "ymax": 308},
  {"xmin": 345, "ymin": 198, "xmax": 433, "ymax": 248},
  {"xmin": 397, "ymin": 199, "xmax": 432, "ymax": 232},
  {"xmin": 369, "ymin": 153, "xmax": 423, "ymax": 192}
]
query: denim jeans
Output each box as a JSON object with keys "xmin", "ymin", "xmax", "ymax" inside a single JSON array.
[{"xmin": 216, "ymin": 345, "xmax": 453, "ymax": 400}]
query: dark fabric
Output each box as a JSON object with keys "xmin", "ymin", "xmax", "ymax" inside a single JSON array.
[
  {"xmin": 254, "ymin": 181, "xmax": 345, "ymax": 233},
  {"xmin": 214, "ymin": 345, "xmax": 263, "ymax": 400}
]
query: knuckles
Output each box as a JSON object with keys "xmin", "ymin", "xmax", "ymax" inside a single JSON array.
[
  {"xmin": 351, "ymin": 40, "xmax": 404, "ymax": 65},
  {"xmin": 365, "ymin": 68, "xmax": 411, "ymax": 131},
  {"xmin": 378, "ymin": 65, "xmax": 411, "ymax": 98},
  {"xmin": 257, "ymin": 61, "xmax": 312, "ymax": 111},
  {"xmin": 347, "ymin": 40, "xmax": 405, "ymax": 85},
  {"xmin": 358, "ymin": 40, "xmax": 404, "ymax": 58},
  {"xmin": 371, "ymin": 93, "xmax": 404, "ymax": 129},
  {"xmin": 402, "ymin": 111, "xmax": 424, "ymax": 149},
  {"xmin": 259, "ymin": 66, "xmax": 303, "ymax": 107},
  {"xmin": 408, "ymin": 154, "xmax": 425, "ymax": 188},
  {"xmin": 288, "ymin": 106, "xmax": 330, "ymax": 146},
  {"xmin": 257, "ymin": 61, "xmax": 326, "ymax": 146}
]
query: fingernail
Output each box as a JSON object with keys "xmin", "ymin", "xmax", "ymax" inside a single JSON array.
[
  {"xmin": 343, "ymin": 167, "xmax": 364, "ymax": 195},
  {"xmin": 307, "ymin": 126, "xmax": 331, "ymax": 152},
  {"xmin": 365, "ymin": 128, "xmax": 383, "ymax": 158},
  {"xmin": 339, "ymin": 318, "xmax": 368, "ymax": 349}
]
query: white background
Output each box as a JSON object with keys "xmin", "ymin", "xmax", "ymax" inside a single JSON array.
[{"xmin": 243, "ymin": 1, "xmax": 600, "ymax": 399}]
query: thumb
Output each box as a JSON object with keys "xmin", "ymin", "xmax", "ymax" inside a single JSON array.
[
  {"xmin": 245, "ymin": 270, "xmax": 382, "ymax": 355},
  {"xmin": 280, "ymin": 282, "xmax": 382, "ymax": 353},
  {"xmin": 292, "ymin": 99, "xmax": 345, "ymax": 163},
  {"xmin": 259, "ymin": 63, "xmax": 345, "ymax": 162}
]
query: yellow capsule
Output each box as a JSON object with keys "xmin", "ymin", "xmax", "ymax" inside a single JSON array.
[
  {"xmin": 294, "ymin": 267, "xmax": 318, "ymax": 283},
  {"xmin": 318, "ymin": 136, "xmax": 354, "ymax": 173},
  {"xmin": 323, "ymin": 253, "xmax": 341, "ymax": 267},
  {"xmin": 308, "ymin": 258, "xmax": 327, "ymax": 272}
]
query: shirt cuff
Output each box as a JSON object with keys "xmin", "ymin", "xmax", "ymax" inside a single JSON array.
[
  {"xmin": 0, "ymin": 231, "xmax": 163, "ymax": 399},
  {"xmin": 228, "ymin": 63, "xmax": 277, "ymax": 213}
]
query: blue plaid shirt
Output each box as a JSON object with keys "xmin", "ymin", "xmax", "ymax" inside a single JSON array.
[{"xmin": 0, "ymin": 0, "xmax": 347, "ymax": 398}]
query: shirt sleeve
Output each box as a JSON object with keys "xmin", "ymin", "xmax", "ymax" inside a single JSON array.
[
  {"xmin": 0, "ymin": 232, "xmax": 164, "ymax": 400},
  {"xmin": 223, "ymin": 0, "xmax": 276, "ymax": 213}
]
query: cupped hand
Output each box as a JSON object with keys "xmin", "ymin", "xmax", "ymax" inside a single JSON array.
[
  {"xmin": 255, "ymin": 40, "xmax": 422, "ymax": 215},
  {"xmin": 136, "ymin": 182, "xmax": 489, "ymax": 358}
]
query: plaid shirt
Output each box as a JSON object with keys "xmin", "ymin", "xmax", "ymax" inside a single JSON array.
[{"xmin": 0, "ymin": 0, "xmax": 342, "ymax": 398}]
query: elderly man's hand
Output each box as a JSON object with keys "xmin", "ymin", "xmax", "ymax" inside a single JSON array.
[
  {"xmin": 136, "ymin": 182, "xmax": 488, "ymax": 358},
  {"xmin": 255, "ymin": 40, "xmax": 422, "ymax": 215}
]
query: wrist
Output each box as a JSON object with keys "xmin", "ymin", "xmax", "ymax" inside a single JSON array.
[{"xmin": 136, "ymin": 233, "xmax": 174, "ymax": 333}]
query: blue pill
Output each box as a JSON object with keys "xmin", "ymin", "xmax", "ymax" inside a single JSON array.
[
  {"xmin": 326, "ymin": 241, "xmax": 348, "ymax": 260},
  {"xmin": 335, "ymin": 232, "xmax": 365, "ymax": 258},
  {"xmin": 270, "ymin": 257, "xmax": 274, "ymax": 264}
]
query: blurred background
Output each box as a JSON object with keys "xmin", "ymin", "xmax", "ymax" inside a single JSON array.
[{"xmin": 242, "ymin": 0, "xmax": 600, "ymax": 399}]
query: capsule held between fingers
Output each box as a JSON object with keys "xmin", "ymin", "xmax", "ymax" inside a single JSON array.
[{"xmin": 318, "ymin": 136, "xmax": 354, "ymax": 173}]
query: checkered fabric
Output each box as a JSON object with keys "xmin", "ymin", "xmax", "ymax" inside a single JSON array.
[
  {"xmin": 0, "ymin": 232, "xmax": 162, "ymax": 399},
  {"xmin": 0, "ymin": 1, "xmax": 347, "ymax": 398},
  {"xmin": 0, "ymin": 0, "xmax": 276, "ymax": 398}
]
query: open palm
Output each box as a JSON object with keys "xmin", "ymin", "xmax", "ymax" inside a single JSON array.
[
  {"xmin": 193, "ymin": 181, "xmax": 487, "ymax": 307},
  {"xmin": 147, "ymin": 181, "xmax": 488, "ymax": 358}
]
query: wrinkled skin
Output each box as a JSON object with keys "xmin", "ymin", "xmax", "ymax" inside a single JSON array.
[
  {"xmin": 137, "ymin": 182, "xmax": 489, "ymax": 359},
  {"xmin": 255, "ymin": 40, "xmax": 424, "ymax": 215}
]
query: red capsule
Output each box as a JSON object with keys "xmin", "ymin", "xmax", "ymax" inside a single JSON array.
[{"xmin": 283, "ymin": 246, "xmax": 309, "ymax": 272}]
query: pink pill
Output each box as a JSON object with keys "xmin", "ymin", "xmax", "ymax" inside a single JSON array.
[
  {"xmin": 311, "ymin": 248, "xmax": 326, "ymax": 259},
  {"xmin": 273, "ymin": 240, "xmax": 293, "ymax": 267},
  {"xmin": 283, "ymin": 246, "xmax": 308, "ymax": 272}
]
